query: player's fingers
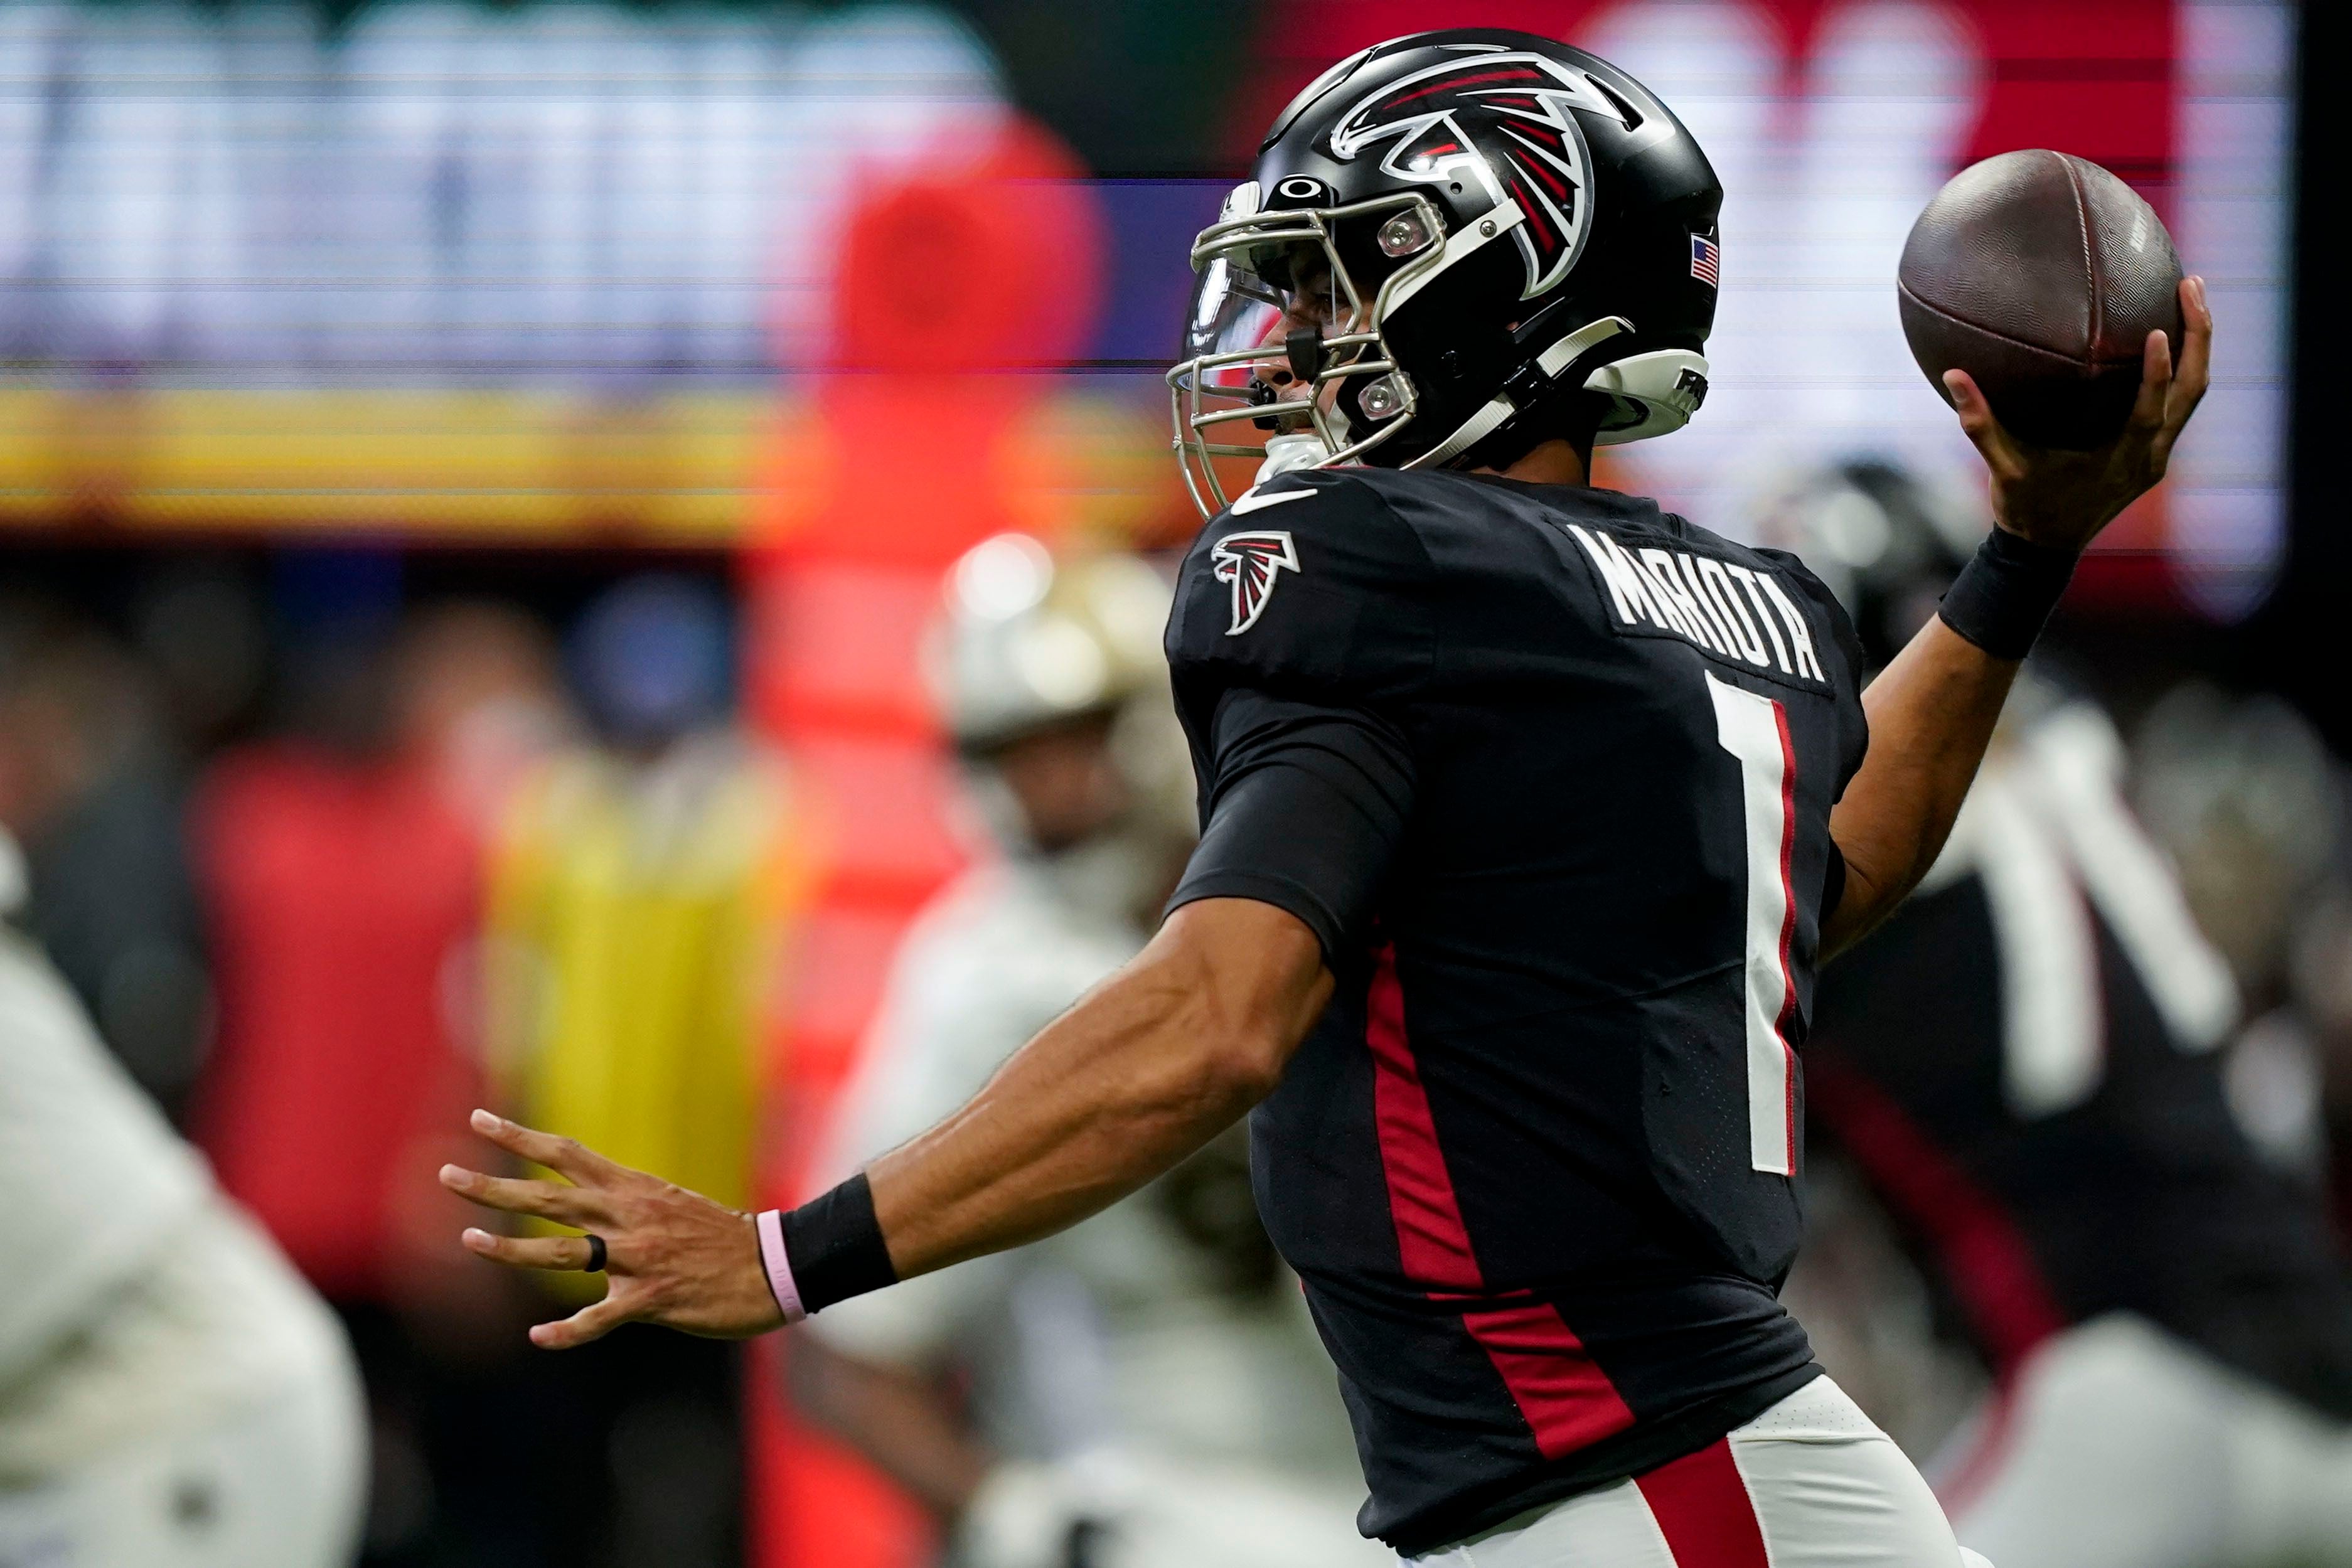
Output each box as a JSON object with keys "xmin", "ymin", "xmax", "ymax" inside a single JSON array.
[
  {"xmin": 530, "ymin": 1293, "xmax": 633, "ymax": 1351},
  {"xmin": 469, "ymin": 1109, "xmax": 616, "ymax": 1184},
  {"xmin": 439, "ymin": 1163, "xmax": 599, "ymax": 1225},
  {"xmin": 1942, "ymin": 370, "xmax": 2016, "ymax": 471},
  {"xmin": 2127, "ymin": 326, "xmax": 2173, "ymax": 434},
  {"xmin": 2166, "ymin": 275, "xmax": 2213, "ymax": 424},
  {"xmin": 460, "ymin": 1227, "xmax": 599, "ymax": 1272}
]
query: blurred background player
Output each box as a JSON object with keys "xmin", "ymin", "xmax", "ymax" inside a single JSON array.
[
  {"xmin": 2131, "ymin": 678, "xmax": 2351, "ymax": 1186},
  {"xmin": 483, "ymin": 574, "xmax": 801, "ymax": 1568},
  {"xmin": 0, "ymin": 599, "xmax": 212, "ymax": 1123},
  {"xmin": 793, "ymin": 535, "xmax": 1381, "ymax": 1568},
  {"xmin": 0, "ymin": 823, "xmax": 365, "ymax": 1566},
  {"xmin": 1766, "ymin": 461, "xmax": 2352, "ymax": 1568}
]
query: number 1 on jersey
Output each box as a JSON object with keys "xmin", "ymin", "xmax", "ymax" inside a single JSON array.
[{"xmin": 1706, "ymin": 673, "xmax": 1800, "ymax": 1177}]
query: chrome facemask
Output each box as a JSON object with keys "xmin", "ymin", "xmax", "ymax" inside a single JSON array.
[{"xmin": 1166, "ymin": 189, "xmax": 1450, "ymax": 518}]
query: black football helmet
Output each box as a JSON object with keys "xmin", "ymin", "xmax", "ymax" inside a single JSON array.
[{"xmin": 1169, "ymin": 29, "xmax": 1724, "ymax": 515}]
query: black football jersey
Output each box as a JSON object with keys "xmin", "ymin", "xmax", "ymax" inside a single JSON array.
[
  {"xmin": 1162, "ymin": 467, "xmax": 1869, "ymax": 1552},
  {"xmin": 1804, "ymin": 704, "xmax": 2352, "ymax": 1419}
]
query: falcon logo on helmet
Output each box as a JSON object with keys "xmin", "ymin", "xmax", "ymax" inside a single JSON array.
[
  {"xmin": 1211, "ymin": 530, "xmax": 1302, "ymax": 636},
  {"xmin": 1328, "ymin": 52, "xmax": 1630, "ymax": 301}
]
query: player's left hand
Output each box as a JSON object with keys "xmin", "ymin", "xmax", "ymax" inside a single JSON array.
[
  {"xmin": 1944, "ymin": 273, "xmax": 2213, "ymax": 554},
  {"xmin": 439, "ymin": 1109, "xmax": 784, "ymax": 1348}
]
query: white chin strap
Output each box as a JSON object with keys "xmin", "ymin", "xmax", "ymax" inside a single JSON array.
[{"xmin": 1256, "ymin": 431, "xmax": 1334, "ymax": 484}]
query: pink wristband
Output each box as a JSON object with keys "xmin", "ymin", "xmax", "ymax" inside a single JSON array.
[{"xmin": 754, "ymin": 1209, "xmax": 807, "ymax": 1324}]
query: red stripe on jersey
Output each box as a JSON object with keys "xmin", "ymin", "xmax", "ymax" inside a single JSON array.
[
  {"xmin": 1366, "ymin": 951, "xmax": 1478, "ymax": 1293},
  {"xmin": 1770, "ymin": 701, "xmax": 1801, "ymax": 1171},
  {"xmin": 1459, "ymin": 1301, "xmax": 1642, "ymax": 1457},
  {"xmin": 1634, "ymin": 1438, "xmax": 1771, "ymax": 1568},
  {"xmin": 1366, "ymin": 946, "xmax": 1636, "ymax": 1458}
]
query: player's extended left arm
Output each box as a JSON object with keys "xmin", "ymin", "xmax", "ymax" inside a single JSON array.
[
  {"xmin": 1821, "ymin": 275, "xmax": 2211, "ymax": 959},
  {"xmin": 439, "ymin": 895, "xmax": 1329, "ymax": 1348}
]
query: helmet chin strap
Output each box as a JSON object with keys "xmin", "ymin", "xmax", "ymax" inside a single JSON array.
[{"xmin": 1255, "ymin": 431, "xmax": 1334, "ymax": 485}]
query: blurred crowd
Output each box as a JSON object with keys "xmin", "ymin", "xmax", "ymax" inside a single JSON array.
[{"xmin": 0, "ymin": 550, "xmax": 793, "ymax": 1567}]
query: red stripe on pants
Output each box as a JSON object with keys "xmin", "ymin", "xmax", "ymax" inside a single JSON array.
[
  {"xmin": 1635, "ymin": 1438, "xmax": 1771, "ymax": 1568},
  {"xmin": 1364, "ymin": 946, "xmax": 1635, "ymax": 1459}
]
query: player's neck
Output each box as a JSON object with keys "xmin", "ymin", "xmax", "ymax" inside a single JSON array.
[{"xmin": 1478, "ymin": 437, "xmax": 1593, "ymax": 489}]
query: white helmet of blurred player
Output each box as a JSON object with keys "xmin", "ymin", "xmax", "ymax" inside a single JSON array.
[{"xmin": 929, "ymin": 535, "xmax": 1196, "ymax": 924}]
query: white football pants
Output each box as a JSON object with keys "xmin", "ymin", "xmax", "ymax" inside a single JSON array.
[
  {"xmin": 0, "ymin": 1206, "xmax": 365, "ymax": 1568},
  {"xmin": 1403, "ymin": 1376, "xmax": 1986, "ymax": 1568},
  {"xmin": 1940, "ymin": 1313, "xmax": 2352, "ymax": 1568}
]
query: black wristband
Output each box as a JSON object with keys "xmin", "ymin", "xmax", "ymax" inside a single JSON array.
[
  {"xmin": 1937, "ymin": 527, "xmax": 2078, "ymax": 659},
  {"xmin": 779, "ymin": 1171, "xmax": 899, "ymax": 1315}
]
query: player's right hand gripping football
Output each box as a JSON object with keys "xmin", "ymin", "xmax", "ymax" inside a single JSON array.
[{"xmin": 1943, "ymin": 275, "xmax": 2212, "ymax": 553}]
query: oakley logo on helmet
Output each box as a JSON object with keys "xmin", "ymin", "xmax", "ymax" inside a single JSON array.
[
  {"xmin": 1328, "ymin": 50, "xmax": 1632, "ymax": 300},
  {"xmin": 1211, "ymin": 529, "xmax": 1303, "ymax": 636}
]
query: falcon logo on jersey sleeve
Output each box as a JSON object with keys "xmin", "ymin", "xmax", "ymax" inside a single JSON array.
[{"xmin": 1211, "ymin": 530, "xmax": 1302, "ymax": 636}]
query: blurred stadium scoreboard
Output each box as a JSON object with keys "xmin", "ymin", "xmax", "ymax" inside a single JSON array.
[{"xmin": 0, "ymin": 0, "xmax": 2296, "ymax": 614}]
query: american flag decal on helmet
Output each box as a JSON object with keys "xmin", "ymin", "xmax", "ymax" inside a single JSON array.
[
  {"xmin": 1211, "ymin": 530, "xmax": 1302, "ymax": 636},
  {"xmin": 1690, "ymin": 233, "xmax": 1720, "ymax": 287},
  {"xmin": 1327, "ymin": 49, "xmax": 1632, "ymax": 301}
]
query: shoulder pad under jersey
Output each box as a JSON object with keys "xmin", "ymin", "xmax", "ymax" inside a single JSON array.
[{"xmin": 1165, "ymin": 470, "xmax": 1434, "ymax": 701}]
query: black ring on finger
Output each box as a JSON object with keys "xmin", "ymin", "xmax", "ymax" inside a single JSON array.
[{"xmin": 582, "ymin": 1234, "xmax": 608, "ymax": 1273}]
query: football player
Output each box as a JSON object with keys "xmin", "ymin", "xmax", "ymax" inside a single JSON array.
[
  {"xmin": 444, "ymin": 29, "xmax": 2210, "ymax": 1567},
  {"xmin": 1767, "ymin": 462, "xmax": 2352, "ymax": 1568},
  {"xmin": 0, "ymin": 826, "xmax": 365, "ymax": 1567},
  {"xmin": 793, "ymin": 536, "xmax": 1381, "ymax": 1568}
]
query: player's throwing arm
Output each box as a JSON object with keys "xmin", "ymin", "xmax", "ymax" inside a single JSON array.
[
  {"xmin": 1824, "ymin": 235, "xmax": 2210, "ymax": 956},
  {"xmin": 442, "ymin": 897, "xmax": 1332, "ymax": 1348}
]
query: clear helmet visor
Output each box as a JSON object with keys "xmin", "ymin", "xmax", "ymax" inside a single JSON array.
[{"xmin": 1181, "ymin": 242, "xmax": 1355, "ymax": 399}]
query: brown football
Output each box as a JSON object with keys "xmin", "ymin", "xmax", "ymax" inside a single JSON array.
[{"xmin": 1898, "ymin": 149, "xmax": 2183, "ymax": 450}]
